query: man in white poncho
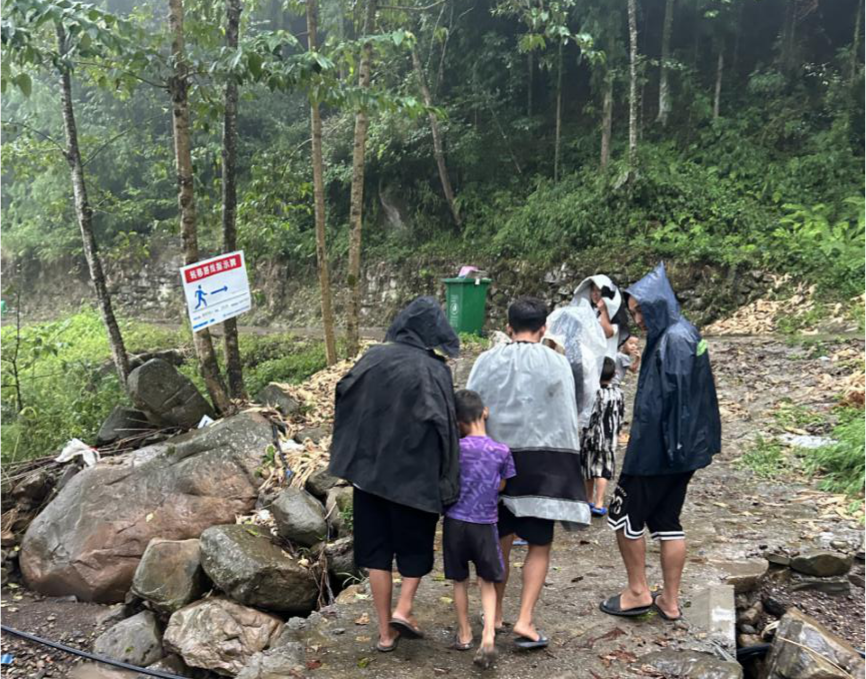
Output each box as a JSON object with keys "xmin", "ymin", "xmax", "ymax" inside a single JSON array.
[{"xmin": 467, "ymin": 297, "xmax": 591, "ymax": 650}]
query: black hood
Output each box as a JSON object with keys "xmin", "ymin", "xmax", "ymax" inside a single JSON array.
[{"xmin": 386, "ymin": 296, "xmax": 461, "ymax": 358}]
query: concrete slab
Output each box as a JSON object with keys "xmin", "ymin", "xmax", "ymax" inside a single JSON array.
[{"xmin": 686, "ymin": 585, "xmax": 737, "ymax": 653}]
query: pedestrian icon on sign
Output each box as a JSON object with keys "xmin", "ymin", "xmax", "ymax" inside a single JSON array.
[{"xmin": 195, "ymin": 285, "xmax": 208, "ymax": 309}]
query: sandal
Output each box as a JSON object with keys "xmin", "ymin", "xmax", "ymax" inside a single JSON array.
[
  {"xmin": 449, "ymin": 633, "xmax": 474, "ymax": 651},
  {"xmin": 599, "ymin": 594, "xmax": 652, "ymax": 618},
  {"xmin": 376, "ymin": 636, "xmax": 399, "ymax": 653},
  {"xmin": 514, "ymin": 630, "xmax": 549, "ymax": 649},
  {"xmin": 390, "ymin": 616, "xmax": 424, "ymax": 640},
  {"xmin": 651, "ymin": 590, "xmax": 682, "ymax": 621}
]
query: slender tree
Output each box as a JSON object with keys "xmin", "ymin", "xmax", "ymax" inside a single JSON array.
[
  {"xmin": 307, "ymin": 0, "xmax": 339, "ymax": 365},
  {"xmin": 221, "ymin": 0, "xmax": 246, "ymax": 399},
  {"xmin": 600, "ymin": 71, "xmax": 613, "ymax": 168},
  {"xmin": 656, "ymin": 0, "xmax": 674, "ymax": 127},
  {"xmin": 627, "ymin": 0, "xmax": 639, "ymax": 172},
  {"xmin": 168, "ymin": 0, "xmax": 231, "ymax": 413},
  {"xmin": 554, "ymin": 39, "xmax": 564, "ymax": 182},
  {"xmin": 713, "ymin": 43, "xmax": 724, "ymax": 119},
  {"xmin": 411, "ymin": 46, "xmax": 461, "ymax": 228},
  {"xmin": 852, "ymin": 0, "xmax": 864, "ymax": 83},
  {"xmin": 345, "ymin": 0, "xmax": 377, "ymax": 358},
  {"xmin": 56, "ymin": 25, "xmax": 131, "ymax": 387}
]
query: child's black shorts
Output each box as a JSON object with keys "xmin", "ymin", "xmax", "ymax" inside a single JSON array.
[
  {"xmin": 443, "ymin": 517, "xmax": 505, "ymax": 583},
  {"xmin": 497, "ymin": 502, "xmax": 555, "ymax": 546},
  {"xmin": 353, "ymin": 487, "xmax": 439, "ymax": 577},
  {"xmin": 607, "ymin": 471, "xmax": 695, "ymax": 540}
]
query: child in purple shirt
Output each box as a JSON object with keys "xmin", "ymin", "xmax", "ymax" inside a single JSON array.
[{"xmin": 444, "ymin": 390, "xmax": 516, "ymax": 669}]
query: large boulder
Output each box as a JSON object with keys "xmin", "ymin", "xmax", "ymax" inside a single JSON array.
[
  {"xmin": 235, "ymin": 642, "xmax": 306, "ymax": 679},
  {"xmin": 131, "ymin": 539, "xmax": 206, "ymax": 614},
  {"xmin": 325, "ymin": 536, "xmax": 360, "ymax": 587},
  {"xmin": 200, "ymin": 524, "xmax": 319, "ymax": 615},
  {"xmin": 325, "ymin": 485, "xmax": 353, "ymax": 538},
  {"xmin": 255, "ymin": 383, "xmax": 300, "ymax": 417},
  {"xmin": 96, "ymin": 406, "xmax": 153, "ymax": 447},
  {"xmin": 20, "ymin": 412, "xmax": 272, "ymax": 602},
  {"xmin": 127, "ymin": 358, "xmax": 213, "ymax": 428},
  {"xmin": 764, "ymin": 608, "xmax": 865, "ymax": 679},
  {"xmin": 270, "ymin": 488, "xmax": 327, "ymax": 547},
  {"xmin": 789, "ymin": 551, "xmax": 853, "ymax": 577},
  {"xmin": 92, "ymin": 611, "xmax": 163, "ymax": 667},
  {"xmin": 305, "ymin": 469, "xmax": 344, "ymax": 499},
  {"xmin": 163, "ymin": 598, "xmax": 283, "ymax": 676}
]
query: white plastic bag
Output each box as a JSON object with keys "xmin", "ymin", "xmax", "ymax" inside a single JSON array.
[{"xmin": 55, "ymin": 438, "xmax": 100, "ymax": 468}]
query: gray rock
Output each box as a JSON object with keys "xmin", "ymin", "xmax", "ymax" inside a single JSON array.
[
  {"xmin": 739, "ymin": 601, "xmax": 763, "ymax": 627},
  {"xmin": 129, "ymin": 349, "xmax": 186, "ymax": 371},
  {"xmin": 132, "ymin": 539, "xmax": 206, "ymax": 613},
  {"xmin": 789, "ymin": 573, "xmax": 851, "ymax": 594},
  {"xmin": 305, "ymin": 469, "xmax": 343, "ymax": 499},
  {"xmin": 739, "ymin": 624, "xmax": 758, "ymax": 634},
  {"xmin": 127, "ymin": 359, "xmax": 213, "ymax": 429},
  {"xmin": 789, "ymin": 551, "xmax": 853, "ymax": 577},
  {"xmin": 236, "ymin": 642, "xmax": 306, "ymax": 679},
  {"xmin": 12, "ymin": 469, "xmax": 54, "ymax": 507},
  {"xmin": 738, "ymin": 633, "xmax": 761, "ymax": 647},
  {"xmin": 294, "ymin": 426, "xmax": 329, "ymax": 445},
  {"xmin": 642, "ymin": 650, "xmax": 743, "ymax": 679},
  {"xmin": 765, "ymin": 552, "xmax": 792, "ymax": 567},
  {"xmin": 96, "ymin": 406, "xmax": 153, "ymax": 446},
  {"xmin": 255, "ymin": 383, "xmax": 300, "ymax": 417},
  {"xmin": 325, "ymin": 536, "xmax": 360, "ymax": 586},
  {"xmin": 325, "ymin": 485, "xmax": 353, "ymax": 537},
  {"xmin": 93, "ymin": 611, "xmax": 163, "ymax": 667},
  {"xmin": 135, "ymin": 654, "xmax": 210, "ymax": 679},
  {"xmin": 163, "ymin": 598, "xmax": 283, "ymax": 676},
  {"xmin": 200, "ymin": 524, "xmax": 319, "ymax": 614},
  {"xmin": 722, "ymin": 560, "xmax": 768, "ymax": 594},
  {"xmin": 762, "ymin": 593, "xmax": 790, "ymax": 618},
  {"xmin": 764, "ymin": 608, "xmax": 865, "ymax": 679},
  {"xmin": 685, "ymin": 585, "xmax": 737, "ymax": 653},
  {"xmin": 21, "ymin": 412, "xmax": 273, "ymax": 602},
  {"xmin": 849, "ymin": 572, "xmax": 865, "ymax": 588},
  {"xmin": 270, "ymin": 488, "xmax": 327, "ymax": 547}
]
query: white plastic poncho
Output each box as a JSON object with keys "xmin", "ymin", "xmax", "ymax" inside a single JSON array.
[
  {"xmin": 572, "ymin": 274, "xmax": 628, "ymax": 358},
  {"xmin": 544, "ymin": 301, "xmax": 608, "ymax": 430}
]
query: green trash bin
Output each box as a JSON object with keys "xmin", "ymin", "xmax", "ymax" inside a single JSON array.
[{"xmin": 443, "ymin": 277, "xmax": 491, "ymax": 336}]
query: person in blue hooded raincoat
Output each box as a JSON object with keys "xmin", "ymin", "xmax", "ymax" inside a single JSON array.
[{"xmin": 600, "ymin": 263, "xmax": 721, "ymax": 622}]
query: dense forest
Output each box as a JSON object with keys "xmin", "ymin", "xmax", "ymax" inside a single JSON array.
[{"xmin": 1, "ymin": 0, "xmax": 864, "ymax": 455}]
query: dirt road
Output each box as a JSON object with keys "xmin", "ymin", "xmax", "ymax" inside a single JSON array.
[{"xmin": 1, "ymin": 335, "xmax": 863, "ymax": 678}]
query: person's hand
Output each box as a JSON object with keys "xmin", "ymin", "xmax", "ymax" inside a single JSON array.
[{"xmin": 595, "ymin": 297, "xmax": 607, "ymax": 314}]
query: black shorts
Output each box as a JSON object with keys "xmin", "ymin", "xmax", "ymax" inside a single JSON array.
[
  {"xmin": 443, "ymin": 518, "xmax": 505, "ymax": 583},
  {"xmin": 497, "ymin": 503, "xmax": 555, "ymax": 546},
  {"xmin": 607, "ymin": 472, "xmax": 695, "ymax": 541},
  {"xmin": 352, "ymin": 487, "xmax": 439, "ymax": 577}
]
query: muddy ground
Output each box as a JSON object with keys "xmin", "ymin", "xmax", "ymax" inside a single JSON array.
[{"xmin": 1, "ymin": 334, "xmax": 863, "ymax": 678}]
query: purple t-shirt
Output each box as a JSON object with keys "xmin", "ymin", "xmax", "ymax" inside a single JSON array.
[{"xmin": 445, "ymin": 435, "xmax": 516, "ymax": 524}]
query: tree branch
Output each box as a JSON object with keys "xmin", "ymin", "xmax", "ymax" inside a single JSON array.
[
  {"xmin": 380, "ymin": 0, "xmax": 446, "ymax": 11},
  {"xmin": 81, "ymin": 114, "xmax": 163, "ymax": 167},
  {"xmin": 2, "ymin": 119, "xmax": 67, "ymax": 156}
]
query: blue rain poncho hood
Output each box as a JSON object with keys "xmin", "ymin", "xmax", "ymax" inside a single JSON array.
[{"xmin": 622, "ymin": 263, "xmax": 722, "ymax": 475}]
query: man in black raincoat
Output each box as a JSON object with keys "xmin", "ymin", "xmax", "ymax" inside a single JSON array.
[
  {"xmin": 600, "ymin": 263, "xmax": 721, "ymax": 621},
  {"xmin": 329, "ymin": 297, "xmax": 461, "ymax": 652}
]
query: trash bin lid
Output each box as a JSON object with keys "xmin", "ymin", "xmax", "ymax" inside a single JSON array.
[{"xmin": 442, "ymin": 277, "xmax": 492, "ymax": 284}]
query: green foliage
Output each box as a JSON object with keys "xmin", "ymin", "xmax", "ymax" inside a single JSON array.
[
  {"xmin": 801, "ymin": 409, "xmax": 865, "ymax": 498},
  {"xmin": 239, "ymin": 335, "xmax": 330, "ymax": 396},
  {"xmin": 736, "ymin": 436, "xmax": 794, "ymax": 478}
]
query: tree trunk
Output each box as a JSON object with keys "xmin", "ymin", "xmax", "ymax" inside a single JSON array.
[
  {"xmin": 780, "ymin": 1, "xmax": 796, "ymax": 76},
  {"xmin": 713, "ymin": 46, "xmax": 724, "ymax": 120},
  {"xmin": 56, "ymin": 26, "xmax": 131, "ymax": 388},
  {"xmin": 527, "ymin": 52, "xmax": 534, "ymax": 117},
  {"xmin": 852, "ymin": 0, "xmax": 864, "ymax": 82},
  {"xmin": 411, "ymin": 47, "xmax": 461, "ymax": 229},
  {"xmin": 345, "ymin": 0, "xmax": 377, "ymax": 358},
  {"xmin": 554, "ymin": 40, "xmax": 563, "ymax": 182},
  {"xmin": 307, "ymin": 0, "xmax": 339, "ymax": 366},
  {"xmin": 600, "ymin": 74, "xmax": 613, "ymax": 169},
  {"xmin": 656, "ymin": 0, "xmax": 673, "ymax": 126},
  {"xmin": 168, "ymin": 0, "xmax": 231, "ymax": 414},
  {"xmin": 221, "ymin": 0, "xmax": 246, "ymax": 399},
  {"xmin": 627, "ymin": 0, "xmax": 639, "ymax": 173}
]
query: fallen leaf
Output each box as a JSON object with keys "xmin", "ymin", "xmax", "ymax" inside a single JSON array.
[
  {"xmin": 306, "ymin": 659, "xmax": 322, "ymax": 670},
  {"xmin": 357, "ymin": 657, "xmax": 372, "ymax": 669},
  {"xmin": 354, "ymin": 613, "xmax": 370, "ymax": 625},
  {"xmin": 355, "ymin": 636, "xmax": 371, "ymax": 643},
  {"xmin": 514, "ymin": 562, "xmax": 524, "ymax": 568},
  {"xmin": 145, "ymin": 513, "xmax": 154, "ymax": 523},
  {"xmin": 440, "ymin": 596, "xmax": 453, "ymax": 604}
]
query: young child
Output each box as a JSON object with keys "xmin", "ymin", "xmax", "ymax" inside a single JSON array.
[
  {"xmin": 444, "ymin": 389, "xmax": 516, "ymax": 669},
  {"xmin": 582, "ymin": 358, "xmax": 625, "ymax": 516},
  {"xmin": 614, "ymin": 336, "xmax": 640, "ymax": 445}
]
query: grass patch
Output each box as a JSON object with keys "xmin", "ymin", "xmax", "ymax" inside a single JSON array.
[
  {"xmin": 736, "ymin": 436, "xmax": 797, "ymax": 478},
  {"xmin": 801, "ymin": 408, "xmax": 865, "ymax": 497},
  {"xmin": 772, "ymin": 400, "xmax": 826, "ymax": 430}
]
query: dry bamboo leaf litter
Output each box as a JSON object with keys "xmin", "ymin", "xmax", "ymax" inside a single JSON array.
[{"xmin": 705, "ymin": 278, "xmax": 820, "ymax": 335}]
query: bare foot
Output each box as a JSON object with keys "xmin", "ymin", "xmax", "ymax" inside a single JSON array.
[
  {"xmin": 655, "ymin": 592, "xmax": 680, "ymax": 619},
  {"xmin": 378, "ymin": 629, "xmax": 400, "ymax": 648},
  {"xmin": 512, "ymin": 621, "xmax": 540, "ymax": 642}
]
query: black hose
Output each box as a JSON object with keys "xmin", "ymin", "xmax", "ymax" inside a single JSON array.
[{"xmin": 0, "ymin": 624, "xmax": 188, "ymax": 679}]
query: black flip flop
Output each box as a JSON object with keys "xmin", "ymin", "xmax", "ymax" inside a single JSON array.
[
  {"xmin": 599, "ymin": 594, "xmax": 652, "ymax": 618},
  {"xmin": 449, "ymin": 633, "xmax": 474, "ymax": 651},
  {"xmin": 650, "ymin": 590, "xmax": 682, "ymax": 621},
  {"xmin": 390, "ymin": 617, "xmax": 424, "ymax": 640},
  {"xmin": 376, "ymin": 636, "xmax": 399, "ymax": 653},
  {"xmin": 514, "ymin": 630, "xmax": 549, "ymax": 649}
]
